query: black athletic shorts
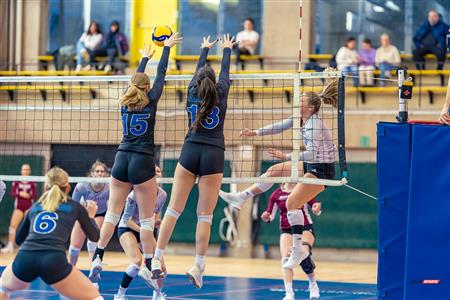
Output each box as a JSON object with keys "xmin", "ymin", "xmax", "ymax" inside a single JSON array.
[
  {"xmin": 95, "ymin": 211, "xmax": 106, "ymax": 218},
  {"xmin": 280, "ymin": 224, "xmax": 315, "ymax": 237},
  {"xmin": 12, "ymin": 250, "xmax": 72, "ymax": 285},
  {"xmin": 111, "ymin": 150, "xmax": 155, "ymax": 184},
  {"xmin": 117, "ymin": 227, "xmax": 140, "ymax": 243},
  {"xmin": 178, "ymin": 141, "xmax": 224, "ymax": 176},
  {"xmin": 304, "ymin": 162, "xmax": 335, "ymax": 180}
]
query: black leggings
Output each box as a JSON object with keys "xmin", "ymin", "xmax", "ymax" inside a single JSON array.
[{"xmin": 413, "ymin": 46, "xmax": 447, "ymax": 70}]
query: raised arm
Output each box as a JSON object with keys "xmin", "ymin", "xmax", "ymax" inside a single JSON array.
[
  {"xmin": 15, "ymin": 212, "xmax": 31, "ymax": 245},
  {"xmin": 217, "ymin": 34, "xmax": 237, "ymax": 92},
  {"xmin": 189, "ymin": 36, "xmax": 218, "ymax": 87},
  {"xmin": 148, "ymin": 46, "xmax": 170, "ymax": 101}
]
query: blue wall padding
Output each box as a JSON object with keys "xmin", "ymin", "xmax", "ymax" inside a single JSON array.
[
  {"xmin": 403, "ymin": 124, "xmax": 450, "ymax": 299},
  {"xmin": 377, "ymin": 122, "xmax": 411, "ymax": 300}
]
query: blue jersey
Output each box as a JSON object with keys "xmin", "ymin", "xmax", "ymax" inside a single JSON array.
[
  {"xmin": 184, "ymin": 47, "xmax": 231, "ymax": 150},
  {"xmin": 71, "ymin": 182, "xmax": 110, "ymax": 214},
  {"xmin": 118, "ymin": 46, "xmax": 170, "ymax": 155}
]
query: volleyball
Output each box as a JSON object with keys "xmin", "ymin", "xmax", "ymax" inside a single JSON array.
[{"xmin": 152, "ymin": 25, "xmax": 173, "ymax": 47}]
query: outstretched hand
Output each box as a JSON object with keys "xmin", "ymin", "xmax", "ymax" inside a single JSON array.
[
  {"xmin": 201, "ymin": 35, "xmax": 219, "ymax": 49},
  {"xmin": 239, "ymin": 128, "xmax": 257, "ymax": 137},
  {"xmin": 221, "ymin": 34, "xmax": 238, "ymax": 49},
  {"xmin": 164, "ymin": 32, "xmax": 183, "ymax": 48},
  {"xmin": 139, "ymin": 44, "xmax": 156, "ymax": 59},
  {"xmin": 268, "ymin": 148, "xmax": 288, "ymax": 160}
]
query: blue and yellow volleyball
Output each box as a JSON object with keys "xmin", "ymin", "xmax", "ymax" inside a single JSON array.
[{"xmin": 152, "ymin": 25, "xmax": 173, "ymax": 47}]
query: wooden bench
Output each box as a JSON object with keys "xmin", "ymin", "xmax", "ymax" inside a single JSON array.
[{"xmin": 173, "ymin": 54, "xmax": 264, "ymax": 71}]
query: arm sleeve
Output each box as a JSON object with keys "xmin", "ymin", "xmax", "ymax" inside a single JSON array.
[
  {"xmin": 71, "ymin": 184, "xmax": 83, "ymax": 203},
  {"xmin": 148, "ymin": 46, "xmax": 170, "ymax": 102},
  {"xmin": 269, "ymin": 203, "xmax": 278, "ymax": 222},
  {"xmin": 189, "ymin": 47, "xmax": 210, "ymax": 88},
  {"xmin": 30, "ymin": 182, "xmax": 37, "ymax": 201},
  {"xmin": 122, "ymin": 196, "xmax": 137, "ymax": 224},
  {"xmin": 136, "ymin": 56, "xmax": 149, "ymax": 73},
  {"xmin": 256, "ymin": 117, "xmax": 293, "ymax": 136},
  {"xmin": 266, "ymin": 191, "xmax": 278, "ymax": 214},
  {"xmin": 217, "ymin": 48, "xmax": 232, "ymax": 93},
  {"xmin": 0, "ymin": 181, "xmax": 6, "ymax": 203},
  {"xmin": 76, "ymin": 203, "xmax": 100, "ymax": 242},
  {"xmin": 155, "ymin": 187, "xmax": 168, "ymax": 214},
  {"xmin": 15, "ymin": 212, "xmax": 31, "ymax": 245}
]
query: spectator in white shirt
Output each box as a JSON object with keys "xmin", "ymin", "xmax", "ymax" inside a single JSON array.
[
  {"xmin": 375, "ymin": 33, "xmax": 401, "ymax": 86},
  {"xmin": 75, "ymin": 21, "xmax": 103, "ymax": 72},
  {"xmin": 335, "ymin": 37, "xmax": 358, "ymax": 86},
  {"xmin": 235, "ymin": 18, "xmax": 260, "ymax": 70}
]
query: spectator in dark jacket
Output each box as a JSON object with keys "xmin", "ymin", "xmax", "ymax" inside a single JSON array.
[
  {"xmin": 90, "ymin": 20, "xmax": 129, "ymax": 73},
  {"xmin": 413, "ymin": 10, "xmax": 449, "ymax": 70}
]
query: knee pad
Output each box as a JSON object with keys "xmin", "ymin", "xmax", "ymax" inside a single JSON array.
[
  {"xmin": 104, "ymin": 211, "xmax": 121, "ymax": 226},
  {"xmin": 302, "ymin": 241, "xmax": 312, "ymax": 253},
  {"xmin": 91, "ymin": 297, "xmax": 104, "ymax": 300},
  {"xmin": 140, "ymin": 217, "xmax": 155, "ymax": 232},
  {"xmin": 8, "ymin": 227, "xmax": 16, "ymax": 235},
  {"xmin": 125, "ymin": 263, "xmax": 140, "ymax": 277},
  {"xmin": 286, "ymin": 210, "xmax": 304, "ymax": 226},
  {"xmin": 0, "ymin": 283, "xmax": 12, "ymax": 296},
  {"xmin": 69, "ymin": 245, "xmax": 81, "ymax": 257},
  {"xmin": 281, "ymin": 256, "xmax": 289, "ymax": 268},
  {"xmin": 300, "ymin": 255, "xmax": 316, "ymax": 275},
  {"xmin": 165, "ymin": 208, "xmax": 180, "ymax": 220},
  {"xmin": 87, "ymin": 240, "xmax": 97, "ymax": 253},
  {"xmin": 197, "ymin": 214, "xmax": 213, "ymax": 225}
]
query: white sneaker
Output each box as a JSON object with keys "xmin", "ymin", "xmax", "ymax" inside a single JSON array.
[
  {"xmin": 153, "ymin": 290, "xmax": 167, "ymax": 300},
  {"xmin": 282, "ymin": 292, "xmax": 295, "ymax": 300},
  {"xmin": 93, "ymin": 282, "xmax": 99, "ymax": 290},
  {"xmin": 282, "ymin": 246, "xmax": 309, "ymax": 269},
  {"xmin": 0, "ymin": 243, "xmax": 13, "ymax": 254},
  {"xmin": 75, "ymin": 64, "xmax": 82, "ymax": 72},
  {"xmin": 151, "ymin": 258, "xmax": 164, "ymax": 279},
  {"xmin": 219, "ymin": 190, "xmax": 243, "ymax": 210},
  {"xmin": 88, "ymin": 255, "xmax": 103, "ymax": 283},
  {"xmin": 138, "ymin": 266, "xmax": 159, "ymax": 290},
  {"xmin": 309, "ymin": 282, "xmax": 320, "ymax": 299},
  {"xmin": 104, "ymin": 65, "xmax": 112, "ymax": 73},
  {"xmin": 186, "ymin": 263, "xmax": 204, "ymax": 289},
  {"xmin": 113, "ymin": 294, "xmax": 126, "ymax": 300}
]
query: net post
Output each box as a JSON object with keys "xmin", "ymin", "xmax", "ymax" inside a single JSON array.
[
  {"xmin": 291, "ymin": 73, "xmax": 301, "ymax": 182},
  {"xmin": 338, "ymin": 75, "xmax": 348, "ymax": 180},
  {"xmin": 396, "ymin": 68, "xmax": 408, "ymax": 123}
]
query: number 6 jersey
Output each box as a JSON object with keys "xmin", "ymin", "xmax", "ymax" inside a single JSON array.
[{"xmin": 184, "ymin": 47, "xmax": 231, "ymax": 150}]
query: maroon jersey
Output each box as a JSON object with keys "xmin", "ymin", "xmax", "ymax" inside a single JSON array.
[
  {"xmin": 11, "ymin": 181, "xmax": 37, "ymax": 213},
  {"xmin": 266, "ymin": 188, "xmax": 317, "ymax": 229}
]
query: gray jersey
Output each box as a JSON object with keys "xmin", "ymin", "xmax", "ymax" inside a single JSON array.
[
  {"xmin": 256, "ymin": 115, "xmax": 336, "ymax": 163},
  {"xmin": 118, "ymin": 186, "xmax": 167, "ymax": 228},
  {"xmin": 71, "ymin": 182, "xmax": 109, "ymax": 214},
  {"xmin": 0, "ymin": 180, "xmax": 5, "ymax": 203}
]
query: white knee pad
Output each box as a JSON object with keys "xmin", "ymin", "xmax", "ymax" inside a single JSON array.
[
  {"xmin": 8, "ymin": 227, "xmax": 16, "ymax": 235},
  {"xmin": 165, "ymin": 208, "xmax": 180, "ymax": 220},
  {"xmin": 0, "ymin": 283, "xmax": 12, "ymax": 296},
  {"xmin": 125, "ymin": 263, "xmax": 140, "ymax": 277},
  {"xmin": 140, "ymin": 217, "xmax": 155, "ymax": 232},
  {"xmin": 69, "ymin": 245, "xmax": 81, "ymax": 257},
  {"xmin": 197, "ymin": 214, "xmax": 213, "ymax": 225},
  {"xmin": 91, "ymin": 296, "xmax": 104, "ymax": 300},
  {"xmin": 87, "ymin": 240, "xmax": 97, "ymax": 253},
  {"xmin": 104, "ymin": 211, "xmax": 121, "ymax": 226},
  {"xmin": 286, "ymin": 209, "xmax": 304, "ymax": 226},
  {"xmin": 281, "ymin": 256, "xmax": 289, "ymax": 268}
]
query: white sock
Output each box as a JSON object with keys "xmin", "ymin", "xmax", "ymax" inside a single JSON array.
[
  {"xmin": 237, "ymin": 188, "xmax": 254, "ymax": 201},
  {"xmin": 284, "ymin": 281, "xmax": 293, "ymax": 294},
  {"xmin": 144, "ymin": 253, "xmax": 153, "ymax": 259},
  {"xmin": 117, "ymin": 286, "xmax": 127, "ymax": 296},
  {"xmin": 308, "ymin": 273, "xmax": 316, "ymax": 284},
  {"xmin": 292, "ymin": 234, "xmax": 304, "ymax": 249},
  {"xmin": 195, "ymin": 254, "xmax": 206, "ymax": 270},
  {"xmin": 154, "ymin": 248, "xmax": 165, "ymax": 260}
]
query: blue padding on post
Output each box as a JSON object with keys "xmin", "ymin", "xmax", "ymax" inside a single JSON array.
[
  {"xmin": 403, "ymin": 124, "xmax": 450, "ymax": 299},
  {"xmin": 377, "ymin": 122, "xmax": 411, "ymax": 299}
]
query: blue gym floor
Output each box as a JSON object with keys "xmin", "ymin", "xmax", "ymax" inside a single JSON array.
[{"xmin": 1, "ymin": 268, "xmax": 376, "ymax": 299}]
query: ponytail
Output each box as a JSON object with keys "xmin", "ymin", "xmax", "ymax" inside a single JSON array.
[
  {"xmin": 319, "ymin": 78, "xmax": 338, "ymax": 109},
  {"xmin": 192, "ymin": 66, "xmax": 218, "ymax": 132},
  {"xmin": 119, "ymin": 73, "xmax": 150, "ymax": 111},
  {"xmin": 38, "ymin": 167, "xmax": 69, "ymax": 212}
]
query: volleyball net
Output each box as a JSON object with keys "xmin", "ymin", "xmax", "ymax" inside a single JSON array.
[{"xmin": 0, "ymin": 71, "xmax": 347, "ymax": 186}]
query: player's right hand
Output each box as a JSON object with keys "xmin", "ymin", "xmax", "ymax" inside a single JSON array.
[
  {"xmin": 261, "ymin": 211, "xmax": 270, "ymax": 223},
  {"xmin": 164, "ymin": 32, "xmax": 183, "ymax": 48},
  {"xmin": 85, "ymin": 200, "xmax": 98, "ymax": 218},
  {"xmin": 240, "ymin": 128, "xmax": 257, "ymax": 137}
]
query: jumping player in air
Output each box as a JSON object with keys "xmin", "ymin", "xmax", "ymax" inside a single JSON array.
[
  {"xmin": 2, "ymin": 164, "xmax": 38, "ymax": 254},
  {"xmin": 261, "ymin": 183, "xmax": 322, "ymax": 300},
  {"xmin": 69, "ymin": 160, "xmax": 110, "ymax": 266},
  {"xmin": 0, "ymin": 167, "xmax": 102, "ymax": 300},
  {"xmin": 151, "ymin": 35, "xmax": 237, "ymax": 288},
  {"xmin": 114, "ymin": 166, "xmax": 168, "ymax": 300},
  {"xmin": 88, "ymin": 34, "xmax": 181, "ymax": 288}
]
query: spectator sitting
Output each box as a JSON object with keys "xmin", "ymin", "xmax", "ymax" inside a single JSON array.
[
  {"xmin": 375, "ymin": 33, "xmax": 401, "ymax": 86},
  {"xmin": 90, "ymin": 20, "xmax": 129, "ymax": 73},
  {"xmin": 336, "ymin": 37, "xmax": 358, "ymax": 86},
  {"xmin": 75, "ymin": 21, "xmax": 102, "ymax": 72},
  {"xmin": 235, "ymin": 18, "xmax": 260, "ymax": 70},
  {"xmin": 358, "ymin": 38, "xmax": 376, "ymax": 86},
  {"xmin": 413, "ymin": 9, "xmax": 449, "ymax": 70}
]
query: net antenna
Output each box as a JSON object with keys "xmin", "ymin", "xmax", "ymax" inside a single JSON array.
[{"xmin": 298, "ymin": 0, "xmax": 303, "ymax": 72}]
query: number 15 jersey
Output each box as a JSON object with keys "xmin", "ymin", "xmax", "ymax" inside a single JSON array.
[{"xmin": 184, "ymin": 47, "xmax": 231, "ymax": 150}]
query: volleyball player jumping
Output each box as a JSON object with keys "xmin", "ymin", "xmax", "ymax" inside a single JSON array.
[
  {"xmin": 88, "ymin": 34, "xmax": 182, "ymax": 288},
  {"xmin": 0, "ymin": 167, "xmax": 102, "ymax": 300},
  {"xmin": 151, "ymin": 35, "xmax": 237, "ymax": 288},
  {"xmin": 69, "ymin": 160, "xmax": 110, "ymax": 266}
]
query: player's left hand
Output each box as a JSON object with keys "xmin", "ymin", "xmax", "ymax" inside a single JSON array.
[
  {"xmin": 268, "ymin": 148, "xmax": 288, "ymax": 160},
  {"xmin": 312, "ymin": 202, "xmax": 322, "ymax": 216},
  {"xmin": 221, "ymin": 34, "xmax": 239, "ymax": 49},
  {"xmin": 139, "ymin": 44, "xmax": 156, "ymax": 59}
]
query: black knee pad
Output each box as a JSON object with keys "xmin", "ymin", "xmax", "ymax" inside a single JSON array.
[{"xmin": 300, "ymin": 255, "xmax": 316, "ymax": 275}]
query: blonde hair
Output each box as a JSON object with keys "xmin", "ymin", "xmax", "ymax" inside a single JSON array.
[
  {"xmin": 119, "ymin": 73, "xmax": 150, "ymax": 111},
  {"xmin": 37, "ymin": 167, "xmax": 69, "ymax": 212},
  {"xmin": 305, "ymin": 68, "xmax": 339, "ymax": 113}
]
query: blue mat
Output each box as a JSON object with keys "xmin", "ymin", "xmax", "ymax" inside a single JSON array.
[{"xmin": 1, "ymin": 267, "xmax": 376, "ymax": 299}]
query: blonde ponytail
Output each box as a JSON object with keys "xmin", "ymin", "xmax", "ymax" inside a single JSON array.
[
  {"xmin": 306, "ymin": 68, "xmax": 339, "ymax": 112},
  {"xmin": 119, "ymin": 73, "xmax": 150, "ymax": 111},
  {"xmin": 38, "ymin": 167, "xmax": 69, "ymax": 212}
]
